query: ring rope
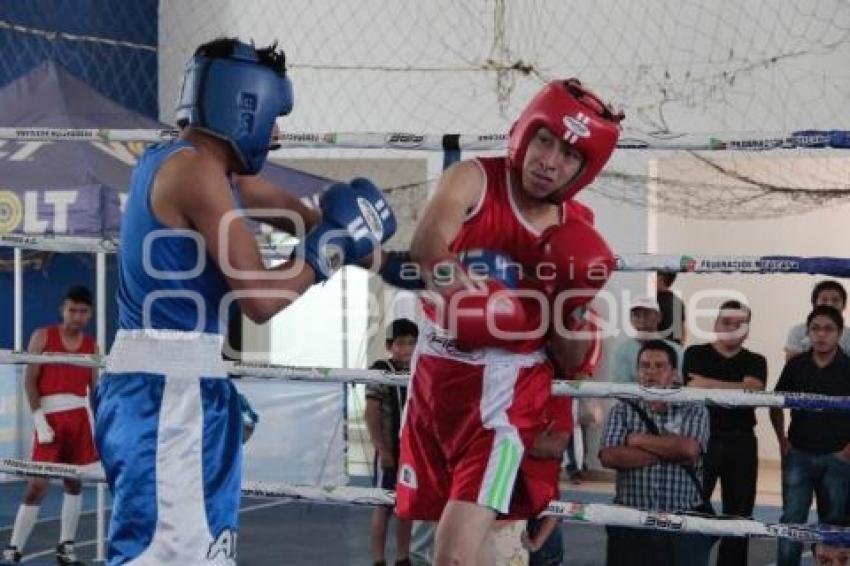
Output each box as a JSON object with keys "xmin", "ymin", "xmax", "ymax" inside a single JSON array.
[
  {"xmin": 2, "ymin": 349, "xmax": 850, "ymax": 411},
  {"xmin": 1, "ymin": 127, "xmax": 849, "ymax": 152},
  {"xmin": 1, "ymin": 458, "xmax": 848, "ymax": 546},
  {"xmin": 4, "ymin": 234, "xmax": 850, "ymax": 277}
]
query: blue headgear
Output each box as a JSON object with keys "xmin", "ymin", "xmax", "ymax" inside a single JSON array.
[{"xmin": 175, "ymin": 40, "xmax": 294, "ymax": 175}]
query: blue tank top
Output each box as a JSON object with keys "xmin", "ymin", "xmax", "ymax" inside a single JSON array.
[{"xmin": 118, "ymin": 140, "xmax": 231, "ymax": 334}]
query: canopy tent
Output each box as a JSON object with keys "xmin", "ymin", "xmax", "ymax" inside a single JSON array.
[
  {"xmin": 0, "ymin": 59, "xmax": 333, "ymax": 237},
  {"xmin": 0, "ymin": 58, "xmax": 342, "ymax": 350}
]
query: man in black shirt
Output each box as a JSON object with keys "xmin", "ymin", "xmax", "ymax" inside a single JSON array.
[
  {"xmin": 771, "ymin": 305, "xmax": 850, "ymax": 566},
  {"xmin": 683, "ymin": 300, "xmax": 767, "ymax": 566}
]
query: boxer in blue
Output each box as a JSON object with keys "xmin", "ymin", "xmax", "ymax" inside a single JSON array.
[{"xmin": 94, "ymin": 37, "xmax": 396, "ymax": 564}]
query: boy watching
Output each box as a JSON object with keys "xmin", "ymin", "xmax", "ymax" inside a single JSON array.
[{"xmin": 366, "ymin": 319, "xmax": 419, "ymax": 566}]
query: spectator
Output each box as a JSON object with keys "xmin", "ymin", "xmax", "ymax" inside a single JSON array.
[
  {"xmin": 3, "ymin": 286, "xmax": 99, "ymax": 565},
  {"xmin": 815, "ymin": 541, "xmax": 850, "ymax": 566},
  {"xmin": 785, "ymin": 280, "xmax": 850, "ymax": 360},
  {"xmin": 611, "ymin": 296, "xmax": 682, "ymax": 384},
  {"xmin": 812, "ymin": 517, "xmax": 850, "ymax": 566},
  {"xmin": 683, "ymin": 300, "xmax": 767, "ymax": 566},
  {"xmin": 656, "ymin": 271, "xmax": 686, "ymax": 344},
  {"xmin": 365, "ymin": 318, "xmax": 419, "ymax": 566},
  {"xmin": 771, "ymin": 306, "xmax": 850, "ymax": 566},
  {"xmin": 600, "ymin": 340, "xmax": 714, "ymax": 566}
]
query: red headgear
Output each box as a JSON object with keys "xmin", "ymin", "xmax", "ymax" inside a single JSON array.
[{"xmin": 508, "ymin": 79, "xmax": 624, "ymax": 201}]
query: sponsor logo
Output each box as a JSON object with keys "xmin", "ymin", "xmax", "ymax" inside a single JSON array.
[
  {"xmin": 207, "ymin": 528, "xmax": 237, "ymax": 560},
  {"xmin": 643, "ymin": 513, "xmax": 685, "ymax": 530},
  {"xmin": 356, "ymin": 197, "xmax": 384, "ymax": 240},
  {"xmin": 708, "ymin": 137, "xmax": 728, "ymax": 150},
  {"xmin": 477, "ymin": 133, "xmax": 508, "ymax": 142},
  {"xmin": 728, "ymin": 138, "xmax": 784, "ymax": 150},
  {"xmin": 386, "ymin": 133, "xmax": 424, "ymax": 148},
  {"xmin": 678, "ymin": 257, "xmax": 800, "ymax": 273},
  {"xmin": 563, "ymin": 113, "xmax": 591, "ymax": 144},
  {"xmin": 0, "ymin": 191, "xmax": 23, "ymax": 233},
  {"xmin": 617, "ymin": 137, "xmax": 650, "ymax": 149},
  {"xmin": 280, "ymin": 132, "xmax": 321, "ymax": 143},
  {"xmin": 13, "ymin": 129, "xmax": 97, "ymax": 140},
  {"xmin": 322, "ymin": 243, "xmax": 344, "ymax": 272},
  {"xmin": 0, "ymin": 190, "xmax": 78, "ymax": 234},
  {"xmin": 679, "ymin": 255, "xmax": 696, "ymax": 272},
  {"xmin": 767, "ymin": 524, "xmax": 820, "ymax": 543},
  {"xmin": 399, "ymin": 464, "xmax": 418, "ymax": 489},
  {"xmin": 425, "ymin": 331, "xmax": 485, "ymax": 361}
]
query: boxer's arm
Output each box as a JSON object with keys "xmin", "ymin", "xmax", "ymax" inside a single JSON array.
[
  {"xmin": 409, "ymin": 160, "xmax": 484, "ymax": 282},
  {"xmin": 528, "ymin": 423, "xmax": 571, "ymax": 459},
  {"xmin": 159, "ymin": 153, "xmax": 317, "ymax": 324},
  {"xmin": 24, "ymin": 328, "xmax": 46, "ymax": 411},
  {"xmin": 599, "ymin": 445, "xmax": 660, "ymax": 469},
  {"xmin": 686, "ymin": 372, "xmax": 765, "ymax": 391},
  {"xmin": 626, "ymin": 432, "xmax": 701, "ymax": 463},
  {"xmin": 233, "ymin": 174, "xmax": 321, "ymax": 235}
]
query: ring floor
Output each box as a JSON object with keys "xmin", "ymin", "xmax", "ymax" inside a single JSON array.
[{"xmin": 0, "ymin": 481, "xmax": 817, "ymax": 565}]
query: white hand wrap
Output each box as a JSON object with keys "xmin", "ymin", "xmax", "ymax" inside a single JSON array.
[{"xmin": 32, "ymin": 408, "xmax": 55, "ymax": 444}]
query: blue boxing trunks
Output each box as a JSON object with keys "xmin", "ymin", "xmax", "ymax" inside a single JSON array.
[{"xmin": 94, "ymin": 330, "xmax": 241, "ymax": 565}]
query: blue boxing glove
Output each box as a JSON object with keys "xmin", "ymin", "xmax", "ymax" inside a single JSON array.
[
  {"xmin": 379, "ymin": 250, "xmax": 426, "ymax": 290},
  {"xmin": 457, "ymin": 249, "xmax": 522, "ymax": 288},
  {"xmin": 302, "ymin": 178, "xmax": 397, "ymax": 282}
]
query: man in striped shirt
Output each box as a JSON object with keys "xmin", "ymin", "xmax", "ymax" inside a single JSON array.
[{"xmin": 599, "ymin": 340, "xmax": 714, "ymax": 566}]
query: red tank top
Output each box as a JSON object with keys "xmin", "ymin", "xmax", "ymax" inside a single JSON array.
[
  {"xmin": 37, "ymin": 326, "xmax": 96, "ymax": 397},
  {"xmin": 449, "ymin": 157, "xmax": 593, "ymax": 266},
  {"xmin": 423, "ymin": 157, "xmax": 594, "ymax": 354}
]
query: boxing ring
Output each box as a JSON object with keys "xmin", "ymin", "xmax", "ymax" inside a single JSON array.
[{"xmin": 2, "ymin": 127, "xmax": 850, "ymax": 563}]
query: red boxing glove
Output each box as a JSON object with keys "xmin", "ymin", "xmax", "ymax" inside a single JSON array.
[
  {"xmin": 427, "ymin": 252, "xmax": 546, "ymax": 352},
  {"xmin": 537, "ymin": 217, "xmax": 615, "ymax": 317}
]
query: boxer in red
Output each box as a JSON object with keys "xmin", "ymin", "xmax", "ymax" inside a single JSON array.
[
  {"xmin": 395, "ymin": 79, "xmax": 623, "ymax": 565},
  {"xmin": 3, "ymin": 286, "xmax": 98, "ymax": 565}
]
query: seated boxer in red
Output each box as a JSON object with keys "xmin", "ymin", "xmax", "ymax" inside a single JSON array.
[{"xmin": 395, "ymin": 79, "xmax": 623, "ymax": 565}]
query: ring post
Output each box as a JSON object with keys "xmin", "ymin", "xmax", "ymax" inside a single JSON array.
[{"xmin": 95, "ymin": 252, "xmax": 106, "ymax": 562}]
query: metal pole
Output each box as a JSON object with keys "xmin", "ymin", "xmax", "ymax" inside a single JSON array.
[
  {"xmin": 13, "ymin": 248, "xmax": 23, "ymax": 457},
  {"xmin": 95, "ymin": 252, "xmax": 106, "ymax": 562},
  {"xmin": 340, "ymin": 267, "xmax": 349, "ymax": 370},
  {"xmin": 340, "ymin": 267, "xmax": 350, "ymax": 478}
]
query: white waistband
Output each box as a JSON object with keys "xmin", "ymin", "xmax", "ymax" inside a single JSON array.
[
  {"xmin": 417, "ymin": 319, "xmax": 548, "ymax": 367},
  {"xmin": 105, "ymin": 329, "xmax": 230, "ymax": 379},
  {"xmin": 40, "ymin": 394, "xmax": 88, "ymax": 414}
]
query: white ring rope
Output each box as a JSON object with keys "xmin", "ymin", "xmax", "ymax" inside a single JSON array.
[
  {"xmin": 1, "ymin": 458, "xmax": 848, "ymax": 545},
  {"xmin": 4, "ymin": 233, "xmax": 850, "ymax": 277},
  {"xmin": 0, "ymin": 234, "xmax": 119, "ymax": 254},
  {"xmin": 2, "ymin": 349, "xmax": 850, "ymax": 411},
  {"xmin": 1, "ymin": 127, "xmax": 848, "ymax": 151}
]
